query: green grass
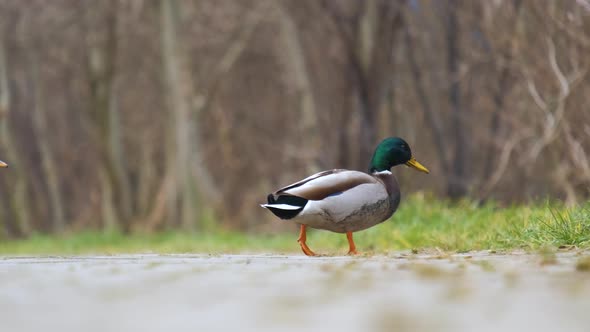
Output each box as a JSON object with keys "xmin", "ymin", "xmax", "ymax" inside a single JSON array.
[
  {"xmin": 0, "ymin": 194, "xmax": 588, "ymax": 255},
  {"xmin": 0, "ymin": 231, "xmax": 299, "ymax": 255}
]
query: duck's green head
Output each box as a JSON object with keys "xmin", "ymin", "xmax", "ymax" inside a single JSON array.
[{"xmin": 369, "ymin": 137, "xmax": 429, "ymax": 174}]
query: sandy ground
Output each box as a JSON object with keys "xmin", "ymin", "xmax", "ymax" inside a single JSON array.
[{"xmin": 1, "ymin": 251, "xmax": 589, "ymax": 332}]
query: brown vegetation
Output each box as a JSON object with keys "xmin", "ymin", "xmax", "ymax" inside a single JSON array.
[{"xmin": 0, "ymin": 0, "xmax": 589, "ymax": 236}]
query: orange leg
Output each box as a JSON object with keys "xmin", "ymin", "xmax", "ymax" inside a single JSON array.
[
  {"xmin": 297, "ymin": 225, "xmax": 316, "ymax": 256},
  {"xmin": 347, "ymin": 231, "xmax": 358, "ymax": 255}
]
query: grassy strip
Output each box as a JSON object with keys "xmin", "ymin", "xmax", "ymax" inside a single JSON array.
[{"xmin": 0, "ymin": 194, "xmax": 588, "ymax": 255}]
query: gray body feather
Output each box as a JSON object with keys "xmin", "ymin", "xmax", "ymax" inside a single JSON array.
[{"xmin": 266, "ymin": 169, "xmax": 401, "ymax": 233}]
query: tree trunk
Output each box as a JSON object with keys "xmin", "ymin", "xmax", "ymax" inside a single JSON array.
[
  {"xmin": 404, "ymin": 25, "xmax": 449, "ymax": 174},
  {"xmin": 84, "ymin": 1, "xmax": 133, "ymax": 232},
  {"xmin": 321, "ymin": 1, "xmax": 403, "ymax": 170},
  {"xmin": 279, "ymin": 3, "xmax": 320, "ymax": 173},
  {"xmin": 160, "ymin": 0, "xmax": 197, "ymax": 230},
  {"xmin": 356, "ymin": 0, "xmax": 379, "ymax": 171},
  {"xmin": 31, "ymin": 53, "xmax": 65, "ymax": 233},
  {"xmin": 0, "ymin": 31, "xmax": 31, "ymax": 235},
  {"xmin": 480, "ymin": 0, "xmax": 523, "ymax": 193},
  {"xmin": 446, "ymin": 0, "xmax": 467, "ymax": 199}
]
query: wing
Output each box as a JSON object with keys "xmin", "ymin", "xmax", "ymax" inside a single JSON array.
[{"xmin": 275, "ymin": 169, "xmax": 378, "ymax": 201}]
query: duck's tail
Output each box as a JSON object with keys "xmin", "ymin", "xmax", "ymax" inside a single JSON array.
[{"xmin": 260, "ymin": 194, "xmax": 307, "ymax": 220}]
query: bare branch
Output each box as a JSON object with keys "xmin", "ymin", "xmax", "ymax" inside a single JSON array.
[
  {"xmin": 547, "ymin": 37, "xmax": 569, "ymax": 97},
  {"xmin": 524, "ymin": 36, "xmax": 588, "ymax": 164},
  {"xmin": 526, "ymin": 79, "xmax": 548, "ymax": 112},
  {"xmin": 480, "ymin": 133, "xmax": 526, "ymax": 200}
]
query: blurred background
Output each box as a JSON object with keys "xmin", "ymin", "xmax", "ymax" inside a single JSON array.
[{"xmin": 0, "ymin": 0, "xmax": 588, "ymax": 237}]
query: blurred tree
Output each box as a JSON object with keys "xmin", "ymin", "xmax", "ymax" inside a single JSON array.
[
  {"xmin": 83, "ymin": 0, "xmax": 133, "ymax": 232},
  {"xmin": 0, "ymin": 0, "xmax": 588, "ymax": 236}
]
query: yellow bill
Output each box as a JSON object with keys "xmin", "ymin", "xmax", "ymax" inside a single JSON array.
[
  {"xmin": 405, "ymin": 157, "xmax": 429, "ymax": 174},
  {"xmin": 0, "ymin": 160, "xmax": 7, "ymax": 168}
]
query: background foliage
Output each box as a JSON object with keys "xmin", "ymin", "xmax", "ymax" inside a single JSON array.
[{"xmin": 0, "ymin": 0, "xmax": 589, "ymax": 237}]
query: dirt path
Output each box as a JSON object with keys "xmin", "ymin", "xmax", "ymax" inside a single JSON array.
[{"xmin": 1, "ymin": 251, "xmax": 589, "ymax": 332}]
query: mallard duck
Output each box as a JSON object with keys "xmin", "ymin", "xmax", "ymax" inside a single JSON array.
[
  {"xmin": 0, "ymin": 160, "xmax": 6, "ymax": 167},
  {"xmin": 261, "ymin": 137, "xmax": 429, "ymax": 256}
]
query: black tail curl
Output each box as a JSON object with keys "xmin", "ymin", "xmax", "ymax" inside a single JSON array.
[{"xmin": 265, "ymin": 194, "xmax": 308, "ymax": 220}]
